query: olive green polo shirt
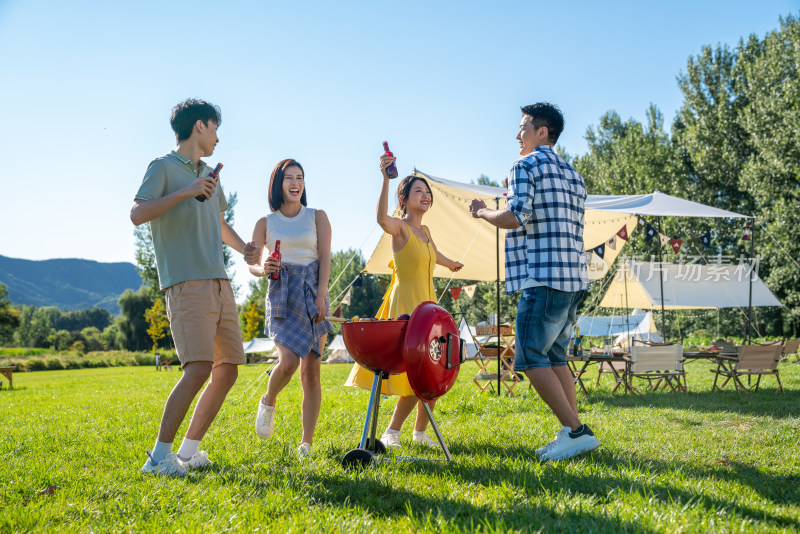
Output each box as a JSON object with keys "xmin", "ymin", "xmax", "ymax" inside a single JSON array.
[{"xmin": 135, "ymin": 151, "xmax": 229, "ymax": 290}]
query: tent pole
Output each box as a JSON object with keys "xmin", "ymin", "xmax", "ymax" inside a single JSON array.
[
  {"xmin": 657, "ymin": 216, "xmax": 666, "ymax": 339},
  {"xmin": 746, "ymin": 215, "xmax": 755, "ymax": 343},
  {"xmin": 496, "ymin": 198, "xmax": 501, "ymax": 397},
  {"xmin": 623, "ymin": 259, "xmax": 631, "ymax": 345}
]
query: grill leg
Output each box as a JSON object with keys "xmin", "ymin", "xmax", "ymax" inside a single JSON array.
[
  {"xmin": 368, "ymin": 373, "xmax": 385, "ymax": 446},
  {"xmin": 421, "ymin": 401, "xmax": 453, "ymax": 461},
  {"xmin": 359, "ymin": 372, "xmax": 382, "ymax": 449}
]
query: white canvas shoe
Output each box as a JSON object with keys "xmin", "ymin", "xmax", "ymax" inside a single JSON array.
[
  {"xmin": 536, "ymin": 426, "xmax": 571, "ymax": 458},
  {"xmin": 255, "ymin": 402, "xmax": 276, "ymax": 440},
  {"xmin": 412, "ymin": 431, "xmax": 437, "ymax": 448},
  {"xmin": 141, "ymin": 452, "xmax": 187, "ymax": 477},
  {"xmin": 297, "ymin": 442, "xmax": 312, "ymax": 459},
  {"xmin": 380, "ymin": 430, "xmax": 401, "ymax": 448},
  {"xmin": 181, "ymin": 450, "xmax": 213, "ymax": 469},
  {"xmin": 541, "ymin": 425, "xmax": 601, "ymax": 461}
]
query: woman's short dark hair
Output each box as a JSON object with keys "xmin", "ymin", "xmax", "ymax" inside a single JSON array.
[
  {"xmin": 268, "ymin": 159, "xmax": 307, "ymax": 212},
  {"xmin": 520, "ymin": 102, "xmax": 564, "ymax": 144},
  {"xmin": 170, "ymin": 99, "xmax": 222, "ymax": 142},
  {"xmin": 397, "ymin": 175, "xmax": 433, "ymax": 216}
]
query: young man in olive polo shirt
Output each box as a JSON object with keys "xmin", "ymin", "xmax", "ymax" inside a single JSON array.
[{"xmin": 131, "ymin": 99, "xmax": 258, "ymax": 476}]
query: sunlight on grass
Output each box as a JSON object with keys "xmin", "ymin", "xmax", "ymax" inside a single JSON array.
[{"xmin": 1, "ymin": 360, "xmax": 799, "ymax": 532}]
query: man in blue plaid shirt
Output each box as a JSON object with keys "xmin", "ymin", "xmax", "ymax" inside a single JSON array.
[{"xmin": 469, "ymin": 103, "xmax": 600, "ymax": 461}]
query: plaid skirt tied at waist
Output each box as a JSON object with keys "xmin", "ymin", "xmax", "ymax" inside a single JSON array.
[{"xmin": 264, "ymin": 260, "xmax": 333, "ymax": 358}]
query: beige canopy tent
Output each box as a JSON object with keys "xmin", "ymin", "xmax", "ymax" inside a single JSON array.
[
  {"xmin": 364, "ymin": 170, "xmax": 639, "ymax": 282},
  {"xmin": 599, "ymin": 260, "xmax": 782, "ymax": 310}
]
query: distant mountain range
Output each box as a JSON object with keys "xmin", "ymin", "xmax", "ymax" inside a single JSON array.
[{"xmin": 0, "ymin": 255, "xmax": 143, "ymax": 315}]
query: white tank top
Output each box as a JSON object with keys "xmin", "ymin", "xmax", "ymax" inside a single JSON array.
[{"xmin": 265, "ymin": 206, "xmax": 318, "ymax": 266}]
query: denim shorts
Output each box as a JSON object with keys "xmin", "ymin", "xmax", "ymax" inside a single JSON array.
[{"xmin": 514, "ymin": 286, "xmax": 585, "ymax": 371}]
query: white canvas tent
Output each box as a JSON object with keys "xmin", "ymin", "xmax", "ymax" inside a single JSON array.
[
  {"xmin": 599, "ymin": 260, "xmax": 781, "ymax": 310},
  {"xmin": 364, "ymin": 170, "xmax": 639, "ymax": 282},
  {"xmin": 576, "ymin": 311, "xmax": 657, "ymax": 337},
  {"xmin": 364, "ymin": 172, "xmax": 749, "ymax": 283},
  {"xmin": 325, "ymin": 335, "xmax": 354, "ymax": 363},
  {"xmin": 458, "ymin": 318, "xmax": 480, "ymax": 359},
  {"xmin": 242, "ymin": 338, "xmax": 275, "ymax": 353}
]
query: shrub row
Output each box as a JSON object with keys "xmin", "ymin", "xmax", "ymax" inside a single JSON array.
[{"xmin": 0, "ymin": 350, "xmax": 178, "ymax": 372}]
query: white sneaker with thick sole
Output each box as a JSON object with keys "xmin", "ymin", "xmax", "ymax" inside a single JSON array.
[
  {"xmin": 255, "ymin": 402, "xmax": 276, "ymax": 440},
  {"xmin": 141, "ymin": 452, "xmax": 187, "ymax": 477},
  {"xmin": 181, "ymin": 450, "xmax": 212, "ymax": 469},
  {"xmin": 541, "ymin": 425, "xmax": 601, "ymax": 461},
  {"xmin": 381, "ymin": 430, "xmax": 401, "ymax": 448},
  {"xmin": 297, "ymin": 442, "xmax": 312, "ymax": 459},
  {"xmin": 412, "ymin": 431, "xmax": 437, "ymax": 448},
  {"xmin": 536, "ymin": 426, "xmax": 570, "ymax": 458}
]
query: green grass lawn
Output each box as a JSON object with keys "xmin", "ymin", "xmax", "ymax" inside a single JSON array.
[{"xmin": 2, "ymin": 359, "xmax": 799, "ymax": 533}]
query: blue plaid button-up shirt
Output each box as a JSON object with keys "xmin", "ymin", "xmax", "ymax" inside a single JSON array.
[{"xmin": 504, "ymin": 145, "xmax": 589, "ymax": 294}]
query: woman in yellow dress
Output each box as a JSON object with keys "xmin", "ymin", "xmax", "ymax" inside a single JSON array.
[{"xmin": 344, "ymin": 153, "xmax": 463, "ymax": 448}]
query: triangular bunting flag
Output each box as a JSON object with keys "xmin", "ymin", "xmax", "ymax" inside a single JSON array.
[
  {"xmin": 594, "ymin": 243, "xmax": 605, "ymax": 259},
  {"xmin": 463, "ymin": 284, "xmax": 477, "ymax": 298},
  {"xmin": 606, "ymin": 235, "xmax": 618, "ymax": 250},
  {"xmin": 645, "ymin": 224, "xmax": 657, "ymax": 241},
  {"xmin": 700, "ymin": 232, "xmax": 711, "ymax": 247},
  {"xmin": 659, "ymin": 233, "xmax": 670, "ymax": 247},
  {"xmin": 341, "ymin": 289, "xmax": 351, "ymax": 305},
  {"xmin": 332, "ymin": 304, "xmax": 342, "ymax": 318},
  {"xmin": 616, "ymin": 225, "xmax": 629, "ymax": 241},
  {"xmin": 450, "ymin": 287, "xmax": 462, "ymax": 301},
  {"xmin": 669, "ymin": 238, "xmax": 683, "ymax": 254},
  {"xmin": 352, "ymin": 273, "xmax": 363, "ymax": 287}
]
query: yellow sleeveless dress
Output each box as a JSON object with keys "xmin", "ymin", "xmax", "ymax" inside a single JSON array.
[{"xmin": 344, "ymin": 223, "xmax": 436, "ymax": 395}]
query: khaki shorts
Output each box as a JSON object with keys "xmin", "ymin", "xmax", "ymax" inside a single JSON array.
[{"xmin": 165, "ymin": 279, "xmax": 246, "ymax": 368}]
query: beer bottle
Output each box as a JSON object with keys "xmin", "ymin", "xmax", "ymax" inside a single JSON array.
[
  {"xmin": 383, "ymin": 142, "xmax": 398, "ymax": 179},
  {"xmin": 196, "ymin": 163, "xmax": 223, "ymax": 202},
  {"xmin": 268, "ymin": 240, "xmax": 281, "ymax": 280}
]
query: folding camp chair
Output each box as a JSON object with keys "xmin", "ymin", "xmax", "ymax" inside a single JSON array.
[
  {"xmin": 469, "ymin": 324, "xmax": 520, "ymax": 395},
  {"xmin": 595, "ymin": 359, "xmax": 628, "ymax": 392},
  {"xmin": 711, "ymin": 344, "xmax": 784, "ymax": 395},
  {"xmin": 629, "ymin": 344, "xmax": 687, "ymax": 393},
  {"xmin": 779, "ymin": 339, "xmax": 799, "ymax": 363}
]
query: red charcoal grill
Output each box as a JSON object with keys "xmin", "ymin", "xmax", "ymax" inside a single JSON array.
[{"xmin": 337, "ymin": 301, "xmax": 466, "ymax": 468}]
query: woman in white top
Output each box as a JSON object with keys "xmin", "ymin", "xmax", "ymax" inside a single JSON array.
[{"xmin": 248, "ymin": 159, "xmax": 332, "ymax": 458}]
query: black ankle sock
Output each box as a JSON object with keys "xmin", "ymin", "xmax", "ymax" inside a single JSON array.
[{"xmin": 569, "ymin": 424, "xmax": 593, "ymax": 438}]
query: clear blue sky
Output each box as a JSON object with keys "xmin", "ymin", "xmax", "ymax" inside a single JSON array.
[{"xmin": 0, "ymin": 1, "xmax": 796, "ymax": 301}]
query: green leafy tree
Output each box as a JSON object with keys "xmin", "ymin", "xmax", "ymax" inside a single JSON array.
[
  {"xmin": 134, "ymin": 224, "xmax": 161, "ymax": 302},
  {"xmin": 48, "ymin": 329, "xmax": 72, "ymax": 351},
  {"xmin": 14, "ymin": 306, "xmax": 54, "ymax": 348},
  {"xmin": 0, "ymin": 284, "xmax": 20, "ymax": 345},
  {"xmin": 144, "ymin": 299, "xmax": 170, "ymax": 351},
  {"xmin": 473, "ymin": 174, "xmax": 500, "ymax": 187},
  {"xmin": 241, "ymin": 300, "xmax": 265, "ymax": 341},
  {"xmin": 116, "ymin": 288, "xmax": 153, "ymax": 351},
  {"xmin": 222, "ymin": 191, "xmax": 241, "ymax": 297},
  {"xmin": 80, "ymin": 327, "xmax": 108, "ymax": 352},
  {"xmin": 736, "ymin": 15, "xmax": 800, "ymax": 335}
]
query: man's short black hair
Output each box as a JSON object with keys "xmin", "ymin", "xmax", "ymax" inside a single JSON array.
[
  {"xmin": 521, "ymin": 102, "xmax": 564, "ymax": 144},
  {"xmin": 170, "ymin": 99, "xmax": 222, "ymax": 142}
]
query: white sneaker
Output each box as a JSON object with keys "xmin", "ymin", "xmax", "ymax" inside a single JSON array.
[
  {"xmin": 412, "ymin": 431, "xmax": 437, "ymax": 448},
  {"xmin": 141, "ymin": 452, "xmax": 187, "ymax": 477},
  {"xmin": 380, "ymin": 430, "xmax": 401, "ymax": 448},
  {"xmin": 297, "ymin": 442, "xmax": 312, "ymax": 459},
  {"xmin": 541, "ymin": 425, "xmax": 601, "ymax": 461},
  {"xmin": 536, "ymin": 426, "xmax": 570, "ymax": 458},
  {"xmin": 255, "ymin": 402, "xmax": 276, "ymax": 440},
  {"xmin": 181, "ymin": 450, "xmax": 212, "ymax": 469}
]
